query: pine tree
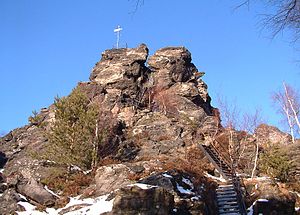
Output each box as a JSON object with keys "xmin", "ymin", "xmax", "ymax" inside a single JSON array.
[{"xmin": 47, "ymin": 87, "xmax": 101, "ymax": 170}]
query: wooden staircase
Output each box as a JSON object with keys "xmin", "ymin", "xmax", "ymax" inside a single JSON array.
[{"xmin": 199, "ymin": 144, "xmax": 247, "ymax": 215}]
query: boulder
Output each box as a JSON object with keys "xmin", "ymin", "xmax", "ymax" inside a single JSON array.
[
  {"xmin": 95, "ymin": 164, "xmax": 132, "ymax": 195},
  {"xmin": 17, "ymin": 178, "xmax": 57, "ymax": 206},
  {"xmin": 110, "ymin": 185, "xmax": 174, "ymax": 215},
  {"xmin": 245, "ymin": 178, "xmax": 296, "ymax": 215}
]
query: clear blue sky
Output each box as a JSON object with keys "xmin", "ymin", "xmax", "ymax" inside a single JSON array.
[{"xmin": 1, "ymin": 0, "xmax": 299, "ymax": 134}]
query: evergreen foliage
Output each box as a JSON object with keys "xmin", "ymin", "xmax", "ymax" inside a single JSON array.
[
  {"xmin": 28, "ymin": 110, "xmax": 46, "ymax": 127},
  {"xmin": 47, "ymin": 87, "xmax": 101, "ymax": 170},
  {"xmin": 259, "ymin": 144, "xmax": 295, "ymax": 182}
]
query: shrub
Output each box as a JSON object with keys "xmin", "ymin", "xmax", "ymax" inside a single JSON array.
[{"xmin": 259, "ymin": 144, "xmax": 295, "ymax": 182}]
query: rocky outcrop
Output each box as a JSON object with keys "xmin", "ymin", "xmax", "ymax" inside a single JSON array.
[
  {"xmin": 255, "ymin": 124, "xmax": 292, "ymax": 146},
  {"xmin": 0, "ymin": 44, "xmax": 233, "ymax": 214}
]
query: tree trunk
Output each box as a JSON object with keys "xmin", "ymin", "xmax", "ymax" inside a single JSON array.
[{"xmin": 251, "ymin": 139, "xmax": 259, "ymax": 178}]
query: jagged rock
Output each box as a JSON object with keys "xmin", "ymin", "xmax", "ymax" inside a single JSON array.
[
  {"xmin": 0, "ymin": 188, "xmax": 24, "ymax": 214},
  {"xmin": 110, "ymin": 185, "xmax": 174, "ymax": 215},
  {"xmin": 148, "ymin": 47, "xmax": 195, "ymax": 86},
  {"xmin": 90, "ymin": 44, "xmax": 149, "ymax": 98},
  {"xmin": 255, "ymin": 124, "xmax": 292, "ymax": 146}
]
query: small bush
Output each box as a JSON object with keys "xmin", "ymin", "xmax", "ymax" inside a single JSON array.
[{"xmin": 259, "ymin": 144, "xmax": 295, "ymax": 182}]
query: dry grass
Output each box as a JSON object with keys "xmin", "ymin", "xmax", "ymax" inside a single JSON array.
[{"xmin": 42, "ymin": 171, "xmax": 94, "ymax": 197}]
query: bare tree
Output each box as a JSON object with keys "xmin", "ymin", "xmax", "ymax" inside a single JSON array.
[
  {"xmin": 272, "ymin": 82, "xmax": 300, "ymax": 143},
  {"xmin": 238, "ymin": 0, "xmax": 300, "ymax": 41},
  {"xmin": 217, "ymin": 95, "xmax": 264, "ymax": 177}
]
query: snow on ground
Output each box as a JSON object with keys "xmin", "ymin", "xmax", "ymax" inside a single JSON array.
[
  {"xmin": 182, "ymin": 177, "xmax": 194, "ymax": 189},
  {"xmin": 162, "ymin": 173, "xmax": 173, "ymax": 178},
  {"xmin": 44, "ymin": 186, "xmax": 60, "ymax": 198},
  {"xmin": 205, "ymin": 172, "xmax": 227, "ymax": 183},
  {"xmin": 257, "ymin": 199, "xmax": 268, "ymax": 202},
  {"xmin": 176, "ymin": 182, "xmax": 194, "ymax": 195},
  {"xmin": 247, "ymin": 199, "xmax": 269, "ymax": 215},
  {"xmin": 18, "ymin": 193, "xmax": 28, "ymax": 201},
  {"xmin": 191, "ymin": 196, "xmax": 200, "ymax": 201},
  {"xmin": 128, "ymin": 183, "xmax": 157, "ymax": 190},
  {"xmin": 16, "ymin": 194, "xmax": 114, "ymax": 215},
  {"xmin": 247, "ymin": 204, "xmax": 254, "ymax": 215}
]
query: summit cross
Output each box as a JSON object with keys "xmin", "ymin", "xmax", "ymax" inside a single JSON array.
[{"xmin": 113, "ymin": 25, "xmax": 122, "ymax": 49}]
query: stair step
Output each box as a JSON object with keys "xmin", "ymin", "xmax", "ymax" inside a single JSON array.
[
  {"xmin": 217, "ymin": 194, "xmax": 238, "ymax": 198},
  {"xmin": 219, "ymin": 208, "xmax": 240, "ymax": 213},
  {"xmin": 218, "ymin": 200, "xmax": 238, "ymax": 205},
  {"xmin": 217, "ymin": 197, "xmax": 238, "ymax": 202},
  {"xmin": 219, "ymin": 184, "xmax": 234, "ymax": 187},
  {"xmin": 217, "ymin": 186, "xmax": 235, "ymax": 189},
  {"xmin": 217, "ymin": 191, "xmax": 237, "ymax": 195},
  {"xmin": 219, "ymin": 212, "xmax": 241, "ymax": 215},
  {"xmin": 217, "ymin": 189, "xmax": 235, "ymax": 192},
  {"xmin": 219, "ymin": 204, "xmax": 239, "ymax": 209},
  {"xmin": 218, "ymin": 202, "xmax": 239, "ymax": 206},
  {"xmin": 217, "ymin": 189, "xmax": 236, "ymax": 193}
]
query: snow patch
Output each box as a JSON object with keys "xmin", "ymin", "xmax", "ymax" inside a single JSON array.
[
  {"xmin": 62, "ymin": 195, "xmax": 114, "ymax": 215},
  {"xmin": 44, "ymin": 186, "xmax": 60, "ymax": 198},
  {"xmin": 176, "ymin": 182, "xmax": 194, "ymax": 195},
  {"xmin": 17, "ymin": 202, "xmax": 44, "ymax": 215},
  {"xmin": 70, "ymin": 165, "xmax": 81, "ymax": 172},
  {"xmin": 205, "ymin": 172, "xmax": 227, "ymax": 183},
  {"xmin": 191, "ymin": 196, "xmax": 201, "ymax": 201},
  {"xmin": 16, "ymin": 194, "xmax": 114, "ymax": 215},
  {"xmin": 128, "ymin": 183, "xmax": 157, "ymax": 190},
  {"xmin": 257, "ymin": 198, "xmax": 268, "ymax": 202},
  {"xmin": 247, "ymin": 204, "xmax": 254, "ymax": 215},
  {"xmin": 246, "ymin": 198, "xmax": 269, "ymax": 215},
  {"xmin": 182, "ymin": 177, "xmax": 194, "ymax": 189},
  {"xmin": 18, "ymin": 193, "xmax": 28, "ymax": 201},
  {"xmin": 162, "ymin": 173, "xmax": 173, "ymax": 178},
  {"xmin": 83, "ymin": 169, "xmax": 92, "ymax": 175}
]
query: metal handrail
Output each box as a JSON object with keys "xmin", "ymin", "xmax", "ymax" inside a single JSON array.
[
  {"xmin": 231, "ymin": 174, "xmax": 247, "ymax": 214},
  {"xmin": 209, "ymin": 141, "xmax": 247, "ymax": 214},
  {"xmin": 210, "ymin": 140, "xmax": 232, "ymax": 169}
]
